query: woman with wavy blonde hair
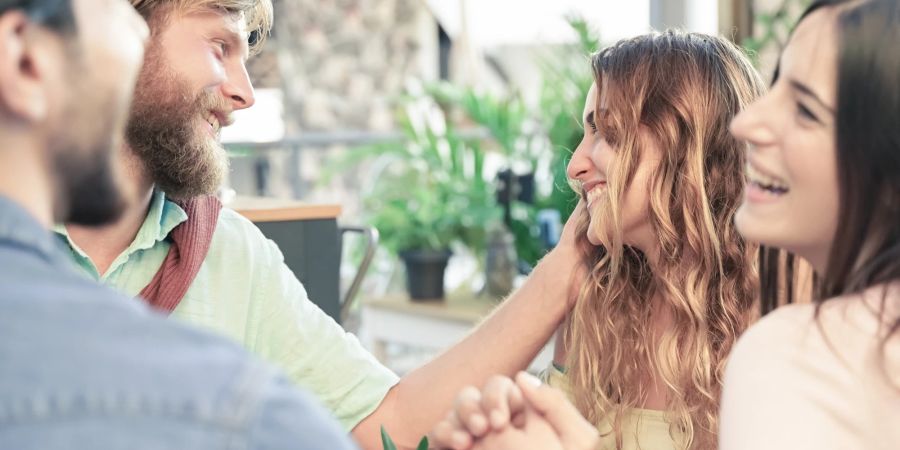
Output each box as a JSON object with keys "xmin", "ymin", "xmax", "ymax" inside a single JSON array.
[
  {"xmin": 430, "ymin": 30, "xmax": 764, "ymax": 450},
  {"xmin": 550, "ymin": 30, "xmax": 764, "ymax": 449}
]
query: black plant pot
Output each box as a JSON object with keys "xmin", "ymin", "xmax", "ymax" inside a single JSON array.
[{"xmin": 399, "ymin": 249, "xmax": 452, "ymax": 301}]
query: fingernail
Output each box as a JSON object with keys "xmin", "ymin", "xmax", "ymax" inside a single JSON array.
[{"xmin": 517, "ymin": 371, "xmax": 542, "ymax": 387}]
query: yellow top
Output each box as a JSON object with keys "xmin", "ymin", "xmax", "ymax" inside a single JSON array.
[{"xmin": 543, "ymin": 365, "xmax": 681, "ymax": 450}]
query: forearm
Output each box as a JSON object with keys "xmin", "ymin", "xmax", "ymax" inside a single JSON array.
[{"xmin": 356, "ymin": 249, "xmax": 578, "ymax": 449}]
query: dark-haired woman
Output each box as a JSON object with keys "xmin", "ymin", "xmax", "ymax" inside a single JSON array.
[{"xmin": 720, "ymin": 0, "xmax": 900, "ymax": 448}]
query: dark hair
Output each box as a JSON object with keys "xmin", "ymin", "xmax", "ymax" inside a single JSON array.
[
  {"xmin": 0, "ymin": 0, "xmax": 74, "ymax": 31},
  {"xmin": 760, "ymin": 0, "xmax": 900, "ymax": 331}
]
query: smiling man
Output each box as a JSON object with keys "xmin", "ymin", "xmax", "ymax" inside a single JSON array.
[{"xmin": 57, "ymin": 1, "xmax": 583, "ymax": 449}]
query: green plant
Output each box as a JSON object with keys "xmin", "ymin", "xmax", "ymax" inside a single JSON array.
[
  {"xmin": 343, "ymin": 90, "xmax": 502, "ymax": 256},
  {"xmin": 380, "ymin": 426, "xmax": 428, "ymax": 450},
  {"xmin": 330, "ymin": 18, "xmax": 600, "ymax": 267},
  {"xmin": 534, "ymin": 15, "xmax": 601, "ymax": 226},
  {"xmin": 742, "ymin": 0, "xmax": 811, "ymax": 66},
  {"xmin": 415, "ymin": 17, "xmax": 601, "ymax": 268},
  {"xmin": 425, "ymin": 82, "xmax": 547, "ymax": 266},
  {"xmin": 426, "ymin": 82, "xmax": 540, "ymax": 168}
]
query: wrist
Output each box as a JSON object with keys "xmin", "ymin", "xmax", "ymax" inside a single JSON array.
[
  {"xmin": 532, "ymin": 249, "xmax": 582, "ymax": 309},
  {"xmin": 541, "ymin": 245, "xmax": 580, "ymax": 275}
]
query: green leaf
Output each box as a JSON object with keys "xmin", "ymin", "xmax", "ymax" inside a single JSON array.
[
  {"xmin": 416, "ymin": 436, "xmax": 430, "ymax": 450},
  {"xmin": 380, "ymin": 426, "xmax": 398, "ymax": 450}
]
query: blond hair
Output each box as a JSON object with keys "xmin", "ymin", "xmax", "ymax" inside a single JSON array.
[
  {"xmin": 130, "ymin": 0, "xmax": 273, "ymax": 54},
  {"xmin": 566, "ymin": 31, "xmax": 765, "ymax": 449}
]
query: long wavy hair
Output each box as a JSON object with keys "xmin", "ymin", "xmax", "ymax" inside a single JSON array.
[{"xmin": 565, "ymin": 31, "xmax": 765, "ymax": 449}]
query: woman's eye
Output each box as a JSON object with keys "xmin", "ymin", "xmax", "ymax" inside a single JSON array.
[{"xmin": 796, "ymin": 102, "xmax": 819, "ymax": 123}]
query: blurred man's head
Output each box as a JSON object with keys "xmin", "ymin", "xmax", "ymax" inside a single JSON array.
[
  {"xmin": 126, "ymin": 0, "xmax": 273, "ymax": 200},
  {"xmin": 0, "ymin": 0, "xmax": 148, "ymax": 224}
]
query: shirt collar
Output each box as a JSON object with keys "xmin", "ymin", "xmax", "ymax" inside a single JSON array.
[
  {"xmin": 144, "ymin": 190, "xmax": 189, "ymax": 246},
  {"xmin": 54, "ymin": 190, "xmax": 188, "ymax": 254},
  {"xmin": 0, "ymin": 195, "xmax": 70, "ymax": 265}
]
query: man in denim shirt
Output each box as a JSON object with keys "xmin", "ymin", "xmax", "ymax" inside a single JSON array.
[{"xmin": 0, "ymin": 0, "xmax": 356, "ymax": 448}]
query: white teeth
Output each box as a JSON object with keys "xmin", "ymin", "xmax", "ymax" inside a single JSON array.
[
  {"xmin": 586, "ymin": 185, "xmax": 606, "ymax": 205},
  {"xmin": 746, "ymin": 164, "xmax": 789, "ymax": 193},
  {"xmin": 207, "ymin": 115, "xmax": 220, "ymax": 133}
]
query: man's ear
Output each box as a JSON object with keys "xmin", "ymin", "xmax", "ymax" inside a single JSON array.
[{"xmin": 0, "ymin": 11, "xmax": 53, "ymax": 122}]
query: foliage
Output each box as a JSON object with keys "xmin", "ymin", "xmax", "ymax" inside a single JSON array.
[
  {"xmin": 426, "ymin": 82, "xmax": 540, "ymax": 168},
  {"xmin": 408, "ymin": 16, "xmax": 601, "ymax": 267},
  {"xmin": 334, "ymin": 17, "xmax": 600, "ymax": 266},
  {"xmin": 742, "ymin": 0, "xmax": 811, "ymax": 66},
  {"xmin": 344, "ymin": 88, "xmax": 502, "ymax": 256},
  {"xmin": 380, "ymin": 426, "xmax": 428, "ymax": 450},
  {"xmin": 426, "ymin": 82, "xmax": 547, "ymax": 265},
  {"xmin": 533, "ymin": 15, "xmax": 601, "ymax": 225}
]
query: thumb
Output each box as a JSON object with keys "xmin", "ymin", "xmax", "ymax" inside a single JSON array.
[{"xmin": 514, "ymin": 372, "xmax": 589, "ymax": 437}]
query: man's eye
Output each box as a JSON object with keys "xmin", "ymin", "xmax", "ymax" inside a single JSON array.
[{"xmin": 213, "ymin": 41, "xmax": 227, "ymax": 57}]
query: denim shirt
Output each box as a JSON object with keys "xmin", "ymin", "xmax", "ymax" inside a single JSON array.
[{"xmin": 0, "ymin": 196, "xmax": 357, "ymax": 450}]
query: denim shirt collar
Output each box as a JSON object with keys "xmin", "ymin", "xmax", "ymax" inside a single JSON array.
[{"xmin": 0, "ymin": 195, "xmax": 70, "ymax": 266}]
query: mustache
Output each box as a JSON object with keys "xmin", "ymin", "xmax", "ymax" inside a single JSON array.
[{"xmin": 195, "ymin": 90, "xmax": 234, "ymax": 127}]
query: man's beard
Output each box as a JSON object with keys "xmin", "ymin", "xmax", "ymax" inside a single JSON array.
[
  {"xmin": 50, "ymin": 51, "xmax": 127, "ymax": 226},
  {"xmin": 52, "ymin": 134, "xmax": 126, "ymax": 226},
  {"xmin": 125, "ymin": 50, "xmax": 230, "ymax": 201}
]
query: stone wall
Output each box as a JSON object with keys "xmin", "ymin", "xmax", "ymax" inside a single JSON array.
[
  {"xmin": 273, "ymin": 0, "xmax": 433, "ymax": 134},
  {"xmin": 237, "ymin": 0, "xmax": 439, "ymax": 209}
]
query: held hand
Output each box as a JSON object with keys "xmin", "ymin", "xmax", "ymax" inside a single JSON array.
[
  {"xmin": 431, "ymin": 373, "xmax": 598, "ymax": 450},
  {"xmin": 470, "ymin": 406, "xmax": 565, "ymax": 450},
  {"xmin": 430, "ymin": 376, "xmax": 526, "ymax": 450},
  {"xmin": 513, "ymin": 372, "xmax": 599, "ymax": 450},
  {"xmin": 467, "ymin": 372, "xmax": 597, "ymax": 450}
]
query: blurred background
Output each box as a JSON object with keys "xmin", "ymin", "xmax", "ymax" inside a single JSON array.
[{"xmin": 224, "ymin": 0, "xmax": 809, "ymax": 373}]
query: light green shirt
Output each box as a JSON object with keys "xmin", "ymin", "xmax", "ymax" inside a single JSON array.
[{"xmin": 55, "ymin": 191, "xmax": 398, "ymax": 431}]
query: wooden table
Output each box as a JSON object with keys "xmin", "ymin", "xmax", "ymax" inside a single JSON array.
[
  {"xmin": 360, "ymin": 291, "xmax": 554, "ymax": 373},
  {"xmin": 231, "ymin": 196, "xmax": 342, "ymax": 223}
]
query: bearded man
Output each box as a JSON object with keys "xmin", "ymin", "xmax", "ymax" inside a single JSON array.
[{"xmin": 58, "ymin": 2, "xmax": 583, "ymax": 449}]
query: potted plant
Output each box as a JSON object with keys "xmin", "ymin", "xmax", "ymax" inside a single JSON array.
[
  {"xmin": 356, "ymin": 90, "xmax": 501, "ymax": 300},
  {"xmin": 425, "ymin": 82, "xmax": 549, "ymax": 269}
]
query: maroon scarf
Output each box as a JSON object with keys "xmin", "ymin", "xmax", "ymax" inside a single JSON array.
[{"xmin": 139, "ymin": 195, "xmax": 222, "ymax": 314}]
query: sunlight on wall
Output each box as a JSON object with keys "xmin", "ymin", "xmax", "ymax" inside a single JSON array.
[
  {"xmin": 221, "ymin": 89, "xmax": 285, "ymax": 144},
  {"xmin": 426, "ymin": 0, "xmax": 651, "ymax": 46}
]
